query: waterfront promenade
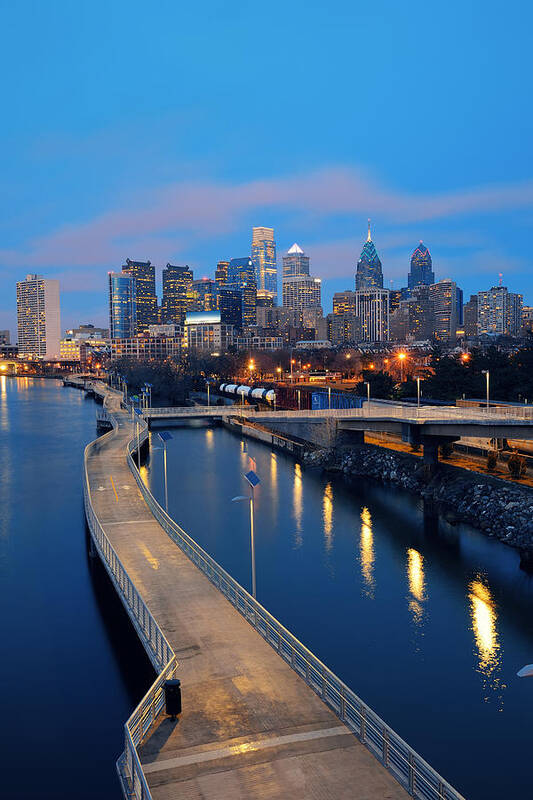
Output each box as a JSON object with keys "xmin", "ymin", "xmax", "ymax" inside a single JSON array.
[{"xmin": 83, "ymin": 383, "xmax": 458, "ymax": 799}]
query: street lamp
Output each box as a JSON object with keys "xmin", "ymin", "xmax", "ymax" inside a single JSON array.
[
  {"xmin": 231, "ymin": 468, "xmax": 261, "ymax": 599},
  {"xmin": 133, "ymin": 407, "xmax": 143, "ymax": 469},
  {"xmin": 158, "ymin": 431, "xmax": 173, "ymax": 513},
  {"xmin": 415, "ymin": 376, "xmax": 423, "ymax": 409},
  {"xmin": 276, "ymin": 366, "xmax": 282, "ymax": 381},
  {"xmin": 144, "ymin": 383, "xmax": 153, "ymax": 408},
  {"xmin": 397, "ymin": 352, "xmax": 407, "ymax": 382},
  {"xmin": 364, "ymin": 380, "xmax": 370, "ymax": 406},
  {"xmin": 482, "ymin": 369, "xmax": 490, "ymax": 410},
  {"xmin": 206, "ymin": 379, "xmax": 211, "ymax": 407}
]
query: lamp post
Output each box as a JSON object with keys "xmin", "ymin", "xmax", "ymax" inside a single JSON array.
[
  {"xmin": 398, "ymin": 352, "xmax": 407, "ymax": 382},
  {"xmin": 134, "ymin": 407, "xmax": 142, "ymax": 469},
  {"xmin": 144, "ymin": 383, "xmax": 152, "ymax": 409},
  {"xmin": 328, "ymin": 386, "xmax": 331, "ymax": 409},
  {"xmin": 231, "ymin": 468, "xmax": 261, "ymax": 599},
  {"xmin": 158, "ymin": 431, "xmax": 173, "ymax": 513},
  {"xmin": 415, "ymin": 376, "xmax": 423, "ymax": 409},
  {"xmin": 364, "ymin": 380, "xmax": 370, "ymax": 407},
  {"xmin": 206, "ymin": 379, "xmax": 211, "ymax": 407},
  {"xmin": 482, "ymin": 369, "xmax": 490, "ymax": 410},
  {"xmin": 297, "ymin": 389, "xmax": 301, "ymax": 410}
]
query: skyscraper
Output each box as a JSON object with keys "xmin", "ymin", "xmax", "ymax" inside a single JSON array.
[
  {"xmin": 108, "ymin": 272, "xmax": 136, "ymax": 339},
  {"xmin": 122, "ymin": 258, "xmax": 157, "ymax": 332},
  {"xmin": 282, "ymin": 243, "xmax": 310, "ymax": 278},
  {"xmin": 354, "ymin": 288, "xmax": 390, "ymax": 342},
  {"xmin": 408, "ymin": 242, "xmax": 434, "ymax": 290},
  {"xmin": 215, "ymin": 260, "xmax": 229, "ymax": 287},
  {"xmin": 463, "ymin": 295, "xmax": 478, "ymax": 337},
  {"xmin": 477, "ymin": 286, "xmax": 523, "ymax": 336},
  {"xmin": 282, "ymin": 276, "xmax": 322, "ymax": 313},
  {"xmin": 429, "ymin": 279, "xmax": 459, "ymax": 341},
  {"xmin": 333, "ymin": 290, "xmax": 356, "ymax": 316},
  {"xmin": 190, "ymin": 279, "xmax": 216, "ymax": 312},
  {"xmin": 161, "ymin": 264, "xmax": 194, "ymax": 325},
  {"xmin": 251, "ymin": 227, "xmax": 277, "ymax": 303},
  {"xmin": 17, "ymin": 274, "xmax": 61, "ymax": 359},
  {"xmin": 355, "ymin": 221, "xmax": 383, "ymax": 290},
  {"xmin": 227, "ymin": 257, "xmax": 257, "ymax": 328},
  {"xmin": 218, "ymin": 288, "xmax": 243, "ymax": 330}
]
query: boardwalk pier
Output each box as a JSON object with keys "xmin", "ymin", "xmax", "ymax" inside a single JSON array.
[{"xmin": 82, "ymin": 381, "xmax": 465, "ymax": 799}]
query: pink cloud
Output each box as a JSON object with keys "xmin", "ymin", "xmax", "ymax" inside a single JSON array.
[{"xmin": 2, "ymin": 166, "xmax": 533, "ymax": 277}]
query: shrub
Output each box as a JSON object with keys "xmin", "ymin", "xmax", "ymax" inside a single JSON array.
[
  {"xmin": 508, "ymin": 452, "xmax": 527, "ymax": 479},
  {"xmin": 440, "ymin": 442, "xmax": 454, "ymax": 459},
  {"xmin": 487, "ymin": 450, "xmax": 498, "ymax": 471}
]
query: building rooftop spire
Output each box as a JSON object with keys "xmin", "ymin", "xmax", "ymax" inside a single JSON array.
[
  {"xmin": 287, "ymin": 242, "xmax": 304, "ymax": 254},
  {"xmin": 367, "ymin": 218, "xmax": 372, "ymax": 242}
]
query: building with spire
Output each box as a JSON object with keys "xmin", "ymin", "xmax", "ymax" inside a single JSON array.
[
  {"xmin": 408, "ymin": 243, "xmax": 434, "ymax": 290},
  {"xmin": 355, "ymin": 220, "xmax": 383, "ymax": 290}
]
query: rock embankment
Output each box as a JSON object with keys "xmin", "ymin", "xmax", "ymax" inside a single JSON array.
[{"xmin": 303, "ymin": 444, "xmax": 533, "ymax": 553}]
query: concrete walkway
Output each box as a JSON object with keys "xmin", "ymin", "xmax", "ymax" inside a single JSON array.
[{"xmin": 86, "ymin": 387, "xmax": 408, "ymax": 800}]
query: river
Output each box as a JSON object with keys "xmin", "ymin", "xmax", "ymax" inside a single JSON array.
[
  {"xmin": 0, "ymin": 377, "xmax": 154, "ymax": 799},
  {"xmin": 144, "ymin": 422, "xmax": 533, "ymax": 800}
]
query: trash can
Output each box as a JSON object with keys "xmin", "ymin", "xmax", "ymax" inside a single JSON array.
[{"xmin": 164, "ymin": 679, "xmax": 182, "ymax": 718}]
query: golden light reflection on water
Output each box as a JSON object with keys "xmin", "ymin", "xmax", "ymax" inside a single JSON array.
[
  {"xmin": 205, "ymin": 428, "xmax": 214, "ymax": 449},
  {"xmin": 407, "ymin": 548, "xmax": 426, "ymax": 626},
  {"xmin": 359, "ymin": 507, "xmax": 375, "ymax": 597},
  {"xmin": 323, "ymin": 483, "xmax": 333, "ymax": 550},
  {"xmin": 139, "ymin": 465, "xmax": 149, "ymax": 486},
  {"xmin": 469, "ymin": 577, "xmax": 503, "ymax": 702},
  {"xmin": 0, "ymin": 375, "xmax": 7, "ymax": 431},
  {"xmin": 293, "ymin": 463, "xmax": 303, "ymax": 548},
  {"xmin": 270, "ymin": 451, "xmax": 278, "ymax": 506}
]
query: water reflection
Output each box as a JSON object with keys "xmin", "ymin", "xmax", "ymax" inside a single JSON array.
[
  {"xmin": 469, "ymin": 577, "xmax": 503, "ymax": 703},
  {"xmin": 293, "ymin": 463, "xmax": 303, "ymax": 548},
  {"xmin": 323, "ymin": 482, "xmax": 333, "ymax": 550},
  {"xmin": 205, "ymin": 428, "xmax": 214, "ymax": 450},
  {"xmin": 0, "ymin": 375, "xmax": 7, "ymax": 431},
  {"xmin": 359, "ymin": 507, "xmax": 375, "ymax": 597},
  {"xmin": 270, "ymin": 452, "xmax": 278, "ymax": 508},
  {"xmin": 407, "ymin": 547, "xmax": 426, "ymax": 627}
]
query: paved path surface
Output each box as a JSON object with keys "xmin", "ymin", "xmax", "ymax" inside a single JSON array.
[{"xmin": 86, "ymin": 385, "xmax": 408, "ymax": 800}]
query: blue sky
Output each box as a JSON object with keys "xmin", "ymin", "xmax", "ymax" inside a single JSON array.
[{"xmin": 1, "ymin": 0, "xmax": 532, "ymax": 337}]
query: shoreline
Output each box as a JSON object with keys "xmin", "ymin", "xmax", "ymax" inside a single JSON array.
[{"xmin": 304, "ymin": 443, "xmax": 533, "ymax": 565}]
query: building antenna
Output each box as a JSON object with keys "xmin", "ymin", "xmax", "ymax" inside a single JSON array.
[
  {"xmin": 367, "ymin": 218, "xmax": 372, "ymax": 242},
  {"xmin": 498, "ymin": 272, "xmax": 503, "ymax": 286}
]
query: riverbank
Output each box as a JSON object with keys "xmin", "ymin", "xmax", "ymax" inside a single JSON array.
[{"xmin": 304, "ymin": 443, "xmax": 533, "ymax": 559}]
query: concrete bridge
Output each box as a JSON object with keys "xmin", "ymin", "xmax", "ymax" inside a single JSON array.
[
  {"xmin": 248, "ymin": 404, "xmax": 533, "ymax": 466},
  {"xmin": 81, "ymin": 382, "xmax": 465, "ymax": 800}
]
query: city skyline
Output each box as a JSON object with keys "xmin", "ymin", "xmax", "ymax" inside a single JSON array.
[{"xmin": 1, "ymin": 1, "xmax": 532, "ymax": 336}]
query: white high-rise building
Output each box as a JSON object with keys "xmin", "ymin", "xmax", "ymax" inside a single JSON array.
[
  {"xmin": 355, "ymin": 288, "xmax": 390, "ymax": 342},
  {"xmin": 477, "ymin": 286, "xmax": 523, "ymax": 336},
  {"xmin": 282, "ymin": 276, "xmax": 322, "ymax": 313},
  {"xmin": 17, "ymin": 274, "xmax": 60, "ymax": 359}
]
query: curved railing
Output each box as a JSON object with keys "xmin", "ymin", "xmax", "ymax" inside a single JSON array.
[
  {"xmin": 127, "ymin": 428, "xmax": 466, "ymax": 800},
  {"xmin": 83, "ymin": 401, "xmax": 177, "ymax": 800}
]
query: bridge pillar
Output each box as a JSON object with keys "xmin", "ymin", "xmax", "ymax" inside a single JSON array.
[{"xmin": 422, "ymin": 440, "xmax": 439, "ymax": 475}]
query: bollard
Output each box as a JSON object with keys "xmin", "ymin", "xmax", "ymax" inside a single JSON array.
[{"xmin": 164, "ymin": 679, "xmax": 182, "ymax": 720}]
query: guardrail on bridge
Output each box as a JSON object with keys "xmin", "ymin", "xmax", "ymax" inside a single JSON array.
[{"xmin": 126, "ymin": 427, "xmax": 466, "ymax": 800}]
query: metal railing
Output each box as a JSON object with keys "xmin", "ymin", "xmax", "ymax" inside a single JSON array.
[
  {"xmin": 143, "ymin": 405, "xmax": 238, "ymax": 417},
  {"xmin": 83, "ymin": 414, "xmax": 177, "ymax": 800},
  {"xmin": 255, "ymin": 403, "xmax": 533, "ymax": 424},
  {"xmin": 126, "ymin": 434, "xmax": 466, "ymax": 800}
]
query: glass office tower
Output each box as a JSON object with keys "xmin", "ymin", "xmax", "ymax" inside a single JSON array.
[
  {"xmin": 408, "ymin": 243, "xmax": 434, "ymax": 290},
  {"xmin": 122, "ymin": 258, "xmax": 157, "ymax": 333},
  {"xmin": 108, "ymin": 272, "xmax": 136, "ymax": 339},
  {"xmin": 355, "ymin": 221, "xmax": 383, "ymax": 290},
  {"xmin": 161, "ymin": 264, "xmax": 194, "ymax": 325},
  {"xmin": 251, "ymin": 227, "xmax": 277, "ymax": 303},
  {"xmin": 227, "ymin": 257, "xmax": 257, "ymax": 328}
]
